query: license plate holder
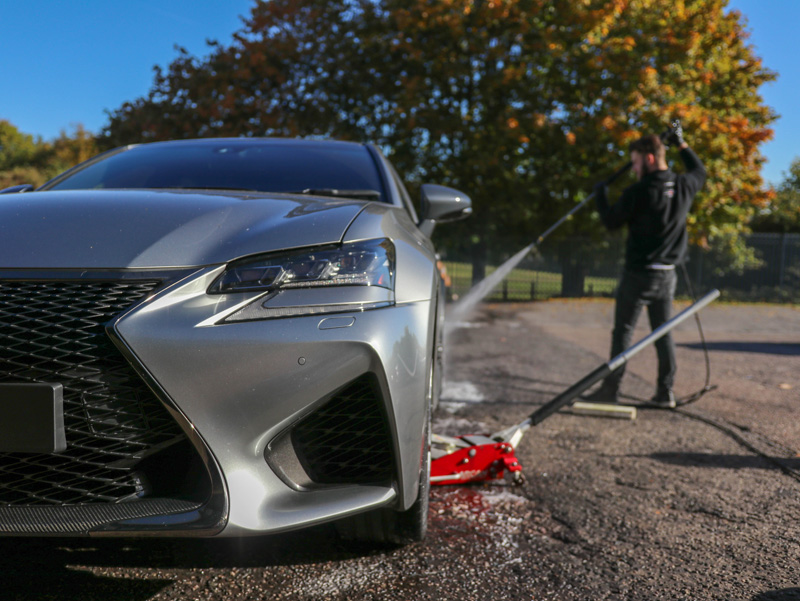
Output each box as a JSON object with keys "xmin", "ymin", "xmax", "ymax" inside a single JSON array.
[{"xmin": 0, "ymin": 383, "xmax": 66, "ymax": 453}]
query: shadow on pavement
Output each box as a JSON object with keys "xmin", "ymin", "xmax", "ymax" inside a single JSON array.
[
  {"xmin": 0, "ymin": 524, "xmax": 390, "ymax": 600},
  {"xmin": 646, "ymin": 452, "xmax": 800, "ymax": 471},
  {"xmin": 483, "ymin": 372, "xmax": 578, "ymax": 390},
  {"xmin": 752, "ymin": 588, "xmax": 800, "ymax": 601},
  {"xmin": 0, "ymin": 537, "xmax": 172, "ymax": 601},
  {"xmin": 679, "ymin": 341, "xmax": 800, "ymax": 356}
]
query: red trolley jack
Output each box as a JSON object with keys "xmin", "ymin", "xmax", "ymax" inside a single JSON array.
[
  {"xmin": 430, "ymin": 289, "xmax": 719, "ymax": 486},
  {"xmin": 430, "ymin": 434, "xmax": 524, "ymax": 485}
]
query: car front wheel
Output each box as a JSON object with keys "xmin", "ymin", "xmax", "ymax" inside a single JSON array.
[{"xmin": 335, "ymin": 354, "xmax": 432, "ymax": 545}]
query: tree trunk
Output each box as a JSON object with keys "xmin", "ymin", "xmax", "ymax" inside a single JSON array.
[
  {"xmin": 560, "ymin": 256, "xmax": 587, "ymax": 298},
  {"xmin": 471, "ymin": 240, "xmax": 487, "ymax": 286}
]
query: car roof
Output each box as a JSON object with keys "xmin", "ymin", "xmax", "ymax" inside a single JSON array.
[{"xmin": 128, "ymin": 137, "xmax": 371, "ymax": 151}]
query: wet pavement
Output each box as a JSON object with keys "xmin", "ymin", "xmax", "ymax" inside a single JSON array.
[{"xmin": 3, "ymin": 299, "xmax": 799, "ymax": 601}]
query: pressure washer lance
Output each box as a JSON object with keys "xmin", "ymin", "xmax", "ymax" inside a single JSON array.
[
  {"xmin": 533, "ymin": 123, "xmax": 680, "ymax": 247},
  {"xmin": 449, "ymin": 123, "xmax": 679, "ymax": 323},
  {"xmin": 431, "ymin": 288, "xmax": 720, "ymax": 485}
]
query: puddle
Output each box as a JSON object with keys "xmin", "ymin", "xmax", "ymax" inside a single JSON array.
[{"xmin": 430, "ymin": 487, "xmax": 530, "ymax": 562}]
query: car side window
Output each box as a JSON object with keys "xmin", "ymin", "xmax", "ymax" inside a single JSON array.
[{"xmin": 388, "ymin": 163, "xmax": 419, "ymax": 224}]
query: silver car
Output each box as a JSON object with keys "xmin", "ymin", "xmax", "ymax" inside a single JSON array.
[{"xmin": 0, "ymin": 138, "xmax": 471, "ymax": 544}]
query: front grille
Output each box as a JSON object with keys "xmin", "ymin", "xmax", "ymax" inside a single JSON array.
[
  {"xmin": 291, "ymin": 375, "xmax": 394, "ymax": 485},
  {"xmin": 0, "ymin": 279, "xmax": 190, "ymax": 506}
]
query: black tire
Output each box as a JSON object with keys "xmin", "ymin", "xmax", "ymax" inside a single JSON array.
[
  {"xmin": 334, "ymin": 407, "xmax": 430, "ymax": 545},
  {"xmin": 387, "ymin": 406, "xmax": 430, "ymax": 544},
  {"xmin": 432, "ymin": 283, "xmax": 445, "ymax": 412}
]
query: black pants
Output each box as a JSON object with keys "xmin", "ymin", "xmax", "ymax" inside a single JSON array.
[{"xmin": 605, "ymin": 268, "xmax": 677, "ymax": 393}]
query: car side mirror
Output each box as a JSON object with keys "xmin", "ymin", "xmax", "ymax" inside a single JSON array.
[
  {"xmin": 0, "ymin": 184, "xmax": 35, "ymax": 194},
  {"xmin": 418, "ymin": 184, "xmax": 472, "ymax": 237}
]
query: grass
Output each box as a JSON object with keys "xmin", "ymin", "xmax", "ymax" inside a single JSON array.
[{"xmin": 442, "ymin": 261, "xmax": 618, "ymax": 301}]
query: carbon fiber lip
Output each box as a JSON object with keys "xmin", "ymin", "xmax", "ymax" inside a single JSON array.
[{"xmin": 0, "ymin": 498, "xmax": 203, "ymax": 535}]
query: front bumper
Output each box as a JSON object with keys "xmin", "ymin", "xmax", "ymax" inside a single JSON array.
[
  {"xmin": 115, "ymin": 269, "xmax": 433, "ymax": 535},
  {"xmin": 115, "ymin": 267, "xmax": 432, "ymax": 536},
  {"xmin": 0, "ymin": 267, "xmax": 432, "ymax": 537}
]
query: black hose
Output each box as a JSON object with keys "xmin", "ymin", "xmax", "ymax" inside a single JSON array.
[
  {"xmin": 674, "ymin": 407, "xmax": 800, "ymax": 484},
  {"xmin": 670, "ymin": 267, "xmax": 800, "ymax": 483},
  {"xmin": 675, "ymin": 262, "xmax": 717, "ymax": 407}
]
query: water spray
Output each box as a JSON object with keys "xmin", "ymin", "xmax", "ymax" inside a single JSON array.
[{"xmin": 448, "ymin": 123, "xmax": 679, "ymax": 324}]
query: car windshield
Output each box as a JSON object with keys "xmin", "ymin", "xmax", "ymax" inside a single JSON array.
[{"xmin": 44, "ymin": 140, "xmax": 387, "ymax": 202}]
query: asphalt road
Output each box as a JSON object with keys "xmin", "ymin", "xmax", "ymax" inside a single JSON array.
[{"xmin": 2, "ymin": 299, "xmax": 798, "ymax": 601}]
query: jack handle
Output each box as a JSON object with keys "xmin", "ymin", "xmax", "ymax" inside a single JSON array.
[{"xmin": 516, "ymin": 288, "xmax": 719, "ymax": 433}]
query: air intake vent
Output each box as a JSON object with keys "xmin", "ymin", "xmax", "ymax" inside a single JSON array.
[
  {"xmin": 291, "ymin": 374, "xmax": 394, "ymax": 485},
  {"xmin": 0, "ymin": 279, "xmax": 193, "ymax": 506}
]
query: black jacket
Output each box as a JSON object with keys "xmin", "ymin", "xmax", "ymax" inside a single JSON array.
[{"xmin": 595, "ymin": 147, "xmax": 706, "ymax": 270}]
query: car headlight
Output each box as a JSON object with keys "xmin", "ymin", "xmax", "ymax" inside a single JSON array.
[
  {"xmin": 208, "ymin": 238, "xmax": 396, "ymax": 322},
  {"xmin": 209, "ymin": 238, "xmax": 395, "ymax": 294}
]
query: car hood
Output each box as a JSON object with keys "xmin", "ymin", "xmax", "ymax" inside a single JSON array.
[{"xmin": 0, "ymin": 189, "xmax": 367, "ymax": 269}]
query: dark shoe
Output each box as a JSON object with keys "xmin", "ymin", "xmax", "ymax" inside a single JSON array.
[
  {"xmin": 583, "ymin": 385, "xmax": 619, "ymax": 404},
  {"xmin": 650, "ymin": 389, "xmax": 676, "ymax": 408}
]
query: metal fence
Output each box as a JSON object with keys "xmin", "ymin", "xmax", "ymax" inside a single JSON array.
[{"xmin": 442, "ymin": 233, "xmax": 800, "ymax": 304}]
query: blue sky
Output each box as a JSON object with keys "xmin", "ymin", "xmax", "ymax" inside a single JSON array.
[
  {"xmin": 727, "ymin": 0, "xmax": 800, "ymax": 185},
  {"xmin": 0, "ymin": 1, "xmax": 252, "ymax": 137},
  {"xmin": 1, "ymin": 0, "xmax": 797, "ymax": 186}
]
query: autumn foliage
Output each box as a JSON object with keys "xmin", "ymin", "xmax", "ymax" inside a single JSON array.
[
  {"xmin": 0, "ymin": 121, "xmax": 99, "ymax": 189},
  {"xmin": 751, "ymin": 158, "xmax": 800, "ymax": 233},
  {"xmin": 102, "ymin": 0, "xmax": 775, "ymax": 262}
]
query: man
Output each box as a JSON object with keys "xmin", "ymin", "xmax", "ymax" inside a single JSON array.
[{"xmin": 586, "ymin": 124, "xmax": 706, "ymax": 407}]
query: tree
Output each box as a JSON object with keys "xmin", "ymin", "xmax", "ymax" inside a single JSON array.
[
  {"xmin": 0, "ymin": 121, "xmax": 99, "ymax": 188},
  {"xmin": 750, "ymin": 158, "xmax": 800, "ymax": 233},
  {"xmin": 48, "ymin": 125, "xmax": 99, "ymax": 174},
  {"xmin": 0, "ymin": 120, "xmax": 48, "ymax": 188},
  {"xmin": 0, "ymin": 120, "xmax": 42, "ymax": 171},
  {"xmin": 103, "ymin": 0, "xmax": 776, "ymax": 283}
]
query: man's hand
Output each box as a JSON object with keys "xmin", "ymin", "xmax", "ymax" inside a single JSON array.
[
  {"xmin": 593, "ymin": 181, "xmax": 607, "ymax": 201},
  {"xmin": 665, "ymin": 122, "xmax": 687, "ymax": 148}
]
